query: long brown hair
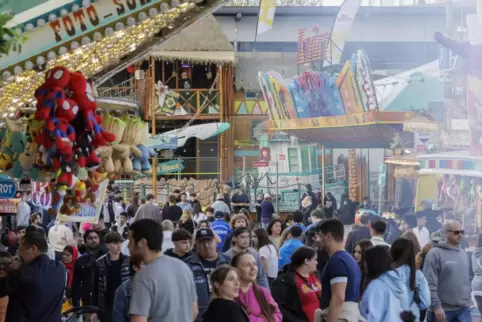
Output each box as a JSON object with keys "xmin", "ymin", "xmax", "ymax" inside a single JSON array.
[
  {"xmin": 210, "ymin": 266, "xmax": 238, "ymax": 298},
  {"xmin": 231, "ymin": 253, "xmax": 275, "ymax": 322}
]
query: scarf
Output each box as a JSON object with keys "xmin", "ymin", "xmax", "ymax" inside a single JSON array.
[{"xmin": 64, "ymin": 246, "xmax": 79, "ymax": 288}]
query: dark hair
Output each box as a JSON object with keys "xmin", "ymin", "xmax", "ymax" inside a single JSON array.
[
  {"xmin": 306, "ymin": 184, "xmax": 312, "ymax": 191},
  {"xmin": 172, "ymin": 228, "xmax": 192, "ymax": 242},
  {"xmin": 253, "ymin": 228, "xmax": 274, "ymax": 252},
  {"xmin": 210, "ymin": 266, "xmax": 238, "ymax": 297},
  {"xmin": 173, "ymin": 189, "xmax": 181, "ymax": 194},
  {"xmin": 63, "ymin": 245, "xmax": 74, "ymax": 255},
  {"xmin": 180, "ymin": 192, "xmax": 187, "ymax": 197},
  {"xmin": 364, "ymin": 245, "xmax": 392, "ymax": 291},
  {"xmin": 190, "ymin": 192, "xmax": 197, "ymax": 198},
  {"xmin": 29, "ymin": 213, "xmax": 41, "ymax": 224},
  {"xmin": 239, "ymin": 208, "xmax": 250, "ymax": 218},
  {"xmin": 267, "ymin": 219, "xmax": 284, "ymax": 236},
  {"xmin": 205, "ymin": 207, "xmax": 214, "ymax": 214},
  {"xmin": 316, "ymin": 219, "xmax": 344, "ymax": 242},
  {"xmin": 26, "ymin": 225, "xmax": 46, "ymax": 238},
  {"xmin": 16, "ymin": 225, "xmax": 27, "ymax": 233},
  {"xmin": 391, "ymin": 238, "xmax": 416, "ymax": 291},
  {"xmin": 197, "ymin": 220, "xmax": 210, "ymax": 228},
  {"xmin": 83, "ymin": 229, "xmax": 100, "ymax": 243},
  {"xmin": 168, "ymin": 195, "xmax": 176, "ymax": 203},
  {"xmin": 145, "ymin": 193, "xmax": 155, "ymax": 201},
  {"xmin": 129, "ymin": 253, "xmax": 144, "ymax": 277},
  {"xmin": 290, "ymin": 226, "xmax": 303, "ymax": 238},
  {"xmin": 402, "ymin": 232, "xmax": 421, "ymax": 254},
  {"xmin": 129, "ymin": 219, "xmax": 163, "ymax": 251},
  {"xmin": 310, "ymin": 209, "xmax": 325, "ymax": 220},
  {"xmin": 283, "ymin": 214, "xmax": 293, "ymax": 226},
  {"xmin": 305, "ymin": 227, "xmax": 318, "ymax": 247},
  {"xmin": 105, "ymin": 231, "xmax": 122, "ymax": 244},
  {"xmin": 290, "ymin": 246, "xmax": 317, "ymax": 268},
  {"xmin": 359, "ymin": 213, "xmax": 371, "ymax": 225},
  {"xmin": 22, "ymin": 231, "xmax": 48, "ymax": 253},
  {"xmin": 400, "ymin": 311, "xmax": 416, "ymax": 322},
  {"xmin": 293, "ymin": 210, "xmax": 304, "ymax": 224},
  {"xmin": 231, "ymin": 253, "xmax": 276, "ymax": 322},
  {"xmin": 354, "ymin": 239, "xmax": 373, "ymax": 268},
  {"xmin": 371, "ymin": 220, "xmax": 387, "ymax": 235},
  {"xmin": 119, "ymin": 212, "xmax": 127, "ymax": 219}
]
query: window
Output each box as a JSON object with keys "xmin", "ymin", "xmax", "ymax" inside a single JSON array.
[
  {"xmin": 288, "ymin": 148, "xmax": 299, "ymax": 172},
  {"xmin": 300, "ymin": 146, "xmax": 318, "ymax": 172}
]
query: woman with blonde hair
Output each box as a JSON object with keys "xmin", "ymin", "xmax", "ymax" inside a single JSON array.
[{"xmin": 178, "ymin": 210, "xmax": 197, "ymax": 234}]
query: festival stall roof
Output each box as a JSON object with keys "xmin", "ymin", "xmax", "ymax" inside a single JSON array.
[
  {"xmin": 268, "ymin": 111, "xmax": 413, "ymax": 149},
  {"xmin": 375, "ymin": 60, "xmax": 444, "ymax": 112},
  {"xmin": 148, "ymin": 14, "xmax": 235, "ymax": 64},
  {"xmin": 417, "ymin": 150, "xmax": 482, "ymax": 178},
  {"xmin": 235, "ymin": 52, "xmax": 309, "ymax": 92}
]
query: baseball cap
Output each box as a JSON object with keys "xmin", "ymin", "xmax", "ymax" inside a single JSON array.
[
  {"xmin": 216, "ymin": 193, "xmax": 224, "ymax": 200},
  {"xmin": 214, "ymin": 211, "xmax": 224, "ymax": 219},
  {"xmin": 196, "ymin": 228, "xmax": 214, "ymax": 241},
  {"xmin": 264, "ymin": 193, "xmax": 271, "ymax": 199}
]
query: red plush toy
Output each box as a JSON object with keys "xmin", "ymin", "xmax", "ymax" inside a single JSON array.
[
  {"xmin": 44, "ymin": 66, "xmax": 70, "ymax": 88},
  {"xmin": 34, "ymin": 88, "xmax": 65, "ymax": 121},
  {"xmin": 55, "ymin": 98, "xmax": 79, "ymax": 122}
]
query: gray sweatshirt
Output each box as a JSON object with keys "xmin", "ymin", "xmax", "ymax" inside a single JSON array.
[
  {"xmin": 223, "ymin": 248, "xmax": 270, "ymax": 290},
  {"xmin": 472, "ymin": 247, "xmax": 482, "ymax": 295},
  {"xmin": 422, "ymin": 241, "xmax": 472, "ymax": 311}
]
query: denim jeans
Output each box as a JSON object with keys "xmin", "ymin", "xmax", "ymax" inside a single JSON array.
[{"xmin": 427, "ymin": 307, "xmax": 471, "ymax": 322}]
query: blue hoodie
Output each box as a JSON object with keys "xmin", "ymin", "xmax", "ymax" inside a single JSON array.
[
  {"xmin": 211, "ymin": 219, "xmax": 231, "ymax": 250},
  {"xmin": 278, "ymin": 238, "xmax": 303, "ymax": 269},
  {"xmin": 360, "ymin": 265, "xmax": 430, "ymax": 322}
]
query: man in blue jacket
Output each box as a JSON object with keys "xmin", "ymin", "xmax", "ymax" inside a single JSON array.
[
  {"xmin": 0, "ymin": 230, "xmax": 66, "ymax": 322},
  {"xmin": 211, "ymin": 211, "xmax": 231, "ymax": 250},
  {"xmin": 185, "ymin": 228, "xmax": 231, "ymax": 321},
  {"xmin": 279, "ymin": 225, "xmax": 304, "ymax": 269}
]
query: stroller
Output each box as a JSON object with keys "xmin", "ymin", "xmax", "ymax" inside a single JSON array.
[{"xmin": 61, "ymin": 306, "xmax": 100, "ymax": 322}]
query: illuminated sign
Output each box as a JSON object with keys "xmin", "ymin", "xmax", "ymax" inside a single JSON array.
[
  {"xmin": 0, "ymin": 0, "xmax": 164, "ymax": 69},
  {"xmin": 296, "ymin": 25, "xmax": 329, "ymax": 65}
]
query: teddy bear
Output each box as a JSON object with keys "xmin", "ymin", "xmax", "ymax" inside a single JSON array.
[{"xmin": 59, "ymin": 191, "xmax": 81, "ymax": 216}]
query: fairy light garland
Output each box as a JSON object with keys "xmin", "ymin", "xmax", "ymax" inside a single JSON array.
[{"xmin": 0, "ymin": 2, "xmax": 197, "ymax": 115}]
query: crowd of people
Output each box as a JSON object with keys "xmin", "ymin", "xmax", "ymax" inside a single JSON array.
[{"xmin": 0, "ymin": 186, "xmax": 478, "ymax": 322}]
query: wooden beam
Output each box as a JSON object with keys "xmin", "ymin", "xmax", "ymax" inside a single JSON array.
[{"xmin": 155, "ymin": 115, "xmax": 220, "ymax": 121}]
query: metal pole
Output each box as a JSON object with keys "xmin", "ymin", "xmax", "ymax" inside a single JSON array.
[
  {"xmin": 321, "ymin": 146, "xmax": 326, "ymax": 195},
  {"xmin": 150, "ymin": 56, "xmax": 158, "ymax": 201},
  {"xmin": 275, "ymin": 155, "xmax": 279, "ymax": 214},
  {"xmin": 378, "ymin": 184, "xmax": 383, "ymax": 215}
]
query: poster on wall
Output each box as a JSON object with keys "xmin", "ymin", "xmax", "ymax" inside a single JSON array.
[
  {"xmin": 260, "ymin": 148, "xmax": 271, "ymax": 161},
  {"xmin": 58, "ymin": 180, "xmax": 109, "ymax": 223}
]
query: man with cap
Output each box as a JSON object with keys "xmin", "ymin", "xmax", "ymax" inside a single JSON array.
[
  {"xmin": 211, "ymin": 211, "xmax": 231, "ymax": 250},
  {"xmin": 210, "ymin": 193, "xmax": 230, "ymax": 214},
  {"xmin": 185, "ymin": 228, "xmax": 231, "ymax": 322},
  {"xmin": 223, "ymin": 228, "xmax": 270, "ymax": 290}
]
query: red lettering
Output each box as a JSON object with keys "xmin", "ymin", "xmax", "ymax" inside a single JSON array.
[
  {"xmin": 126, "ymin": 0, "xmax": 136, "ymax": 10},
  {"xmin": 49, "ymin": 20, "xmax": 62, "ymax": 42},
  {"xmin": 62, "ymin": 16, "xmax": 75, "ymax": 36},
  {"xmin": 113, "ymin": 0, "xmax": 125, "ymax": 15},
  {"xmin": 73, "ymin": 10, "xmax": 87, "ymax": 32},
  {"xmin": 86, "ymin": 5, "xmax": 99, "ymax": 26}
]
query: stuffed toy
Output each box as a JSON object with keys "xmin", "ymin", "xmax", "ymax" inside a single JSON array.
[
  {"xmin": 44, "ymin": 66, "xmax": 70, "ymax": 88},
  {"xmin": 55, "ymin": 98, "xmax": 79, "ymax": 122},
  {"xmin": 134, "ymin": 144, "xmax": 156, "ymax": 173},
  {"xmin": 59, "ymin": 192, "xmax": 80, "ymax": 216},
  {"xmin": 95, "ymin": 146, "xmax": 115, "ymax": 174},
  {"xmin": 34, "ymin": 88, "xmax": 66, "ymax": 121},
  {"xmin": 75, "ymin": 181, "xmax": 87, "ymax": 202},
  {"xmin": 45, "ymin": 118, "xmax": 76, "ymax": 156},
  {"xmin": 112, "ymin": 116, "xmax": 142, "ymax": 174},
  {"xmin": 48, "ymin": 185, "xmax": 68, "ymax": 216},
  {"xmin": 9, "ymin": 141, "xmax": 40, "ymax": 180}
]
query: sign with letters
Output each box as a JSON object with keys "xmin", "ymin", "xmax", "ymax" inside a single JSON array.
[
  {"xmin": 157, "ymin": 159, "xmax": 185, "ymax": 174},
  {"xmin": 0, "ymin": 180, "xmax": 16, "ymax": 199},
  {"xmin": 0, "ymin": 0, "xmax": 164, "ymax": 69}
]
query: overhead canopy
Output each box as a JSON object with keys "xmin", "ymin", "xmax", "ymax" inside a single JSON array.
[{"xmin": 149, "ymin": 14, "xmax": 234, "ymax": 64}]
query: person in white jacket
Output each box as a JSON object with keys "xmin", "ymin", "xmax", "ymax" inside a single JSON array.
[
  {"xmin": 48, "ymin": 220, "xmax": 74, "ymax": 261},
  {"xmin": 413, "ymin": 212, "xmax": 430, "ymax": 248}
]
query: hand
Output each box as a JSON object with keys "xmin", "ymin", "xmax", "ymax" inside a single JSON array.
[
  {"xmin": 90, "ymin": 313, "xmax": 98, "ymax": 322},
  {"xmin": 434, "ymin": 307, "xmax": 445, "ymax": 322}
]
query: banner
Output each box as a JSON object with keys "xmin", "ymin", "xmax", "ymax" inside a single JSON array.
[
  {"xmin": 158, "ymin": 159, "xmax": 185, "ymax": 174},
  {"xmin": 31, "ymin": 182, "xmax": 52, "ymax": 210},
  {"xmin": 58, "ymin": 180, "xmax": 109, "ymax": 223},
  {"xmin": 327, "ymin": 0, "xmax": 361, "ymax": 66},
  {"xmin": 256, "ymin": 0, "xmax": 276, "ymax": 36}
]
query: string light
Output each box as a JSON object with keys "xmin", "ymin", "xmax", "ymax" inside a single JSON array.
[
  {"xmin": 0, "ymin": 2, "xmax": 197, "ymax": 114},
  {"xmin": 226, "ymin": 0, "xmax": 336, "ymax": 6}
]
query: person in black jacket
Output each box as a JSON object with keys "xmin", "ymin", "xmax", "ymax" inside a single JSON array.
[
  {"xmin": 0, "ymin": 231, "xmax": 66, "ymax": 322},
  {"xmin": 91, "ymin": 232, "xmax": 130, "ymax": 322},
  {"xmin": 300, "ymin": 184, "xmax": 318, "ymax": 226},
  {"xmin": 163, "ymin": 195, "xmax": 183, "ymax": 223},
  {"xmin": 72, "ymin": 229, "xmax": 107, "ymax": 308},
  {"xmin": 345, "ymin": 212, "xmax": 372, "ymax": 254}
]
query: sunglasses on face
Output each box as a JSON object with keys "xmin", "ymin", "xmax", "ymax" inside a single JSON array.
[{"xmin": 448, "ymin": 230, "xmax": 465, "ymax": 235}]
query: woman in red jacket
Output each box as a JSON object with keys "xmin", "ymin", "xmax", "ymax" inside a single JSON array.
[{"xmin": 62, "ymin": 245, "xmax": 79, "ymax": 288}]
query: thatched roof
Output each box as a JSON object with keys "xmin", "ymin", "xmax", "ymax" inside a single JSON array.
[
  {"xmin": 235, "ymin": 52, "xmax": 310, "ymax": 92},
  {"xmin": 149, "ymin": 14, "xmax": 234, "ymax": 63}
]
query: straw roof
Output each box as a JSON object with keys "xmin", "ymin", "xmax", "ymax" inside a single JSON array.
[
  {"xmin": 149, "ymin": 14, "xmax": 234, "ymax": 63},
  {"xmin": 235, "ymin": 52, "xmax": 310, "ymax": 91}
]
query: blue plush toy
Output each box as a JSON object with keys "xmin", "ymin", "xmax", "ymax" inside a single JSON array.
[{"xmin": 134, "ymin": 144, "xmax": 156, "ymax": 172}]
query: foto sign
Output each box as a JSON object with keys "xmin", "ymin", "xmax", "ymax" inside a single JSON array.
[{"xmin": 0, "ymin": 180, "xmax": 16, "ymax": 199}]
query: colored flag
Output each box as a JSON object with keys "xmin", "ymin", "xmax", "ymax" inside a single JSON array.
[
  {"xmin": 256, "ymin": 0, "xmax": 276, "ymax": 36},
  {"xmin": 326, "ymin": 0, "xmax": 361, "ymax": 66}
]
